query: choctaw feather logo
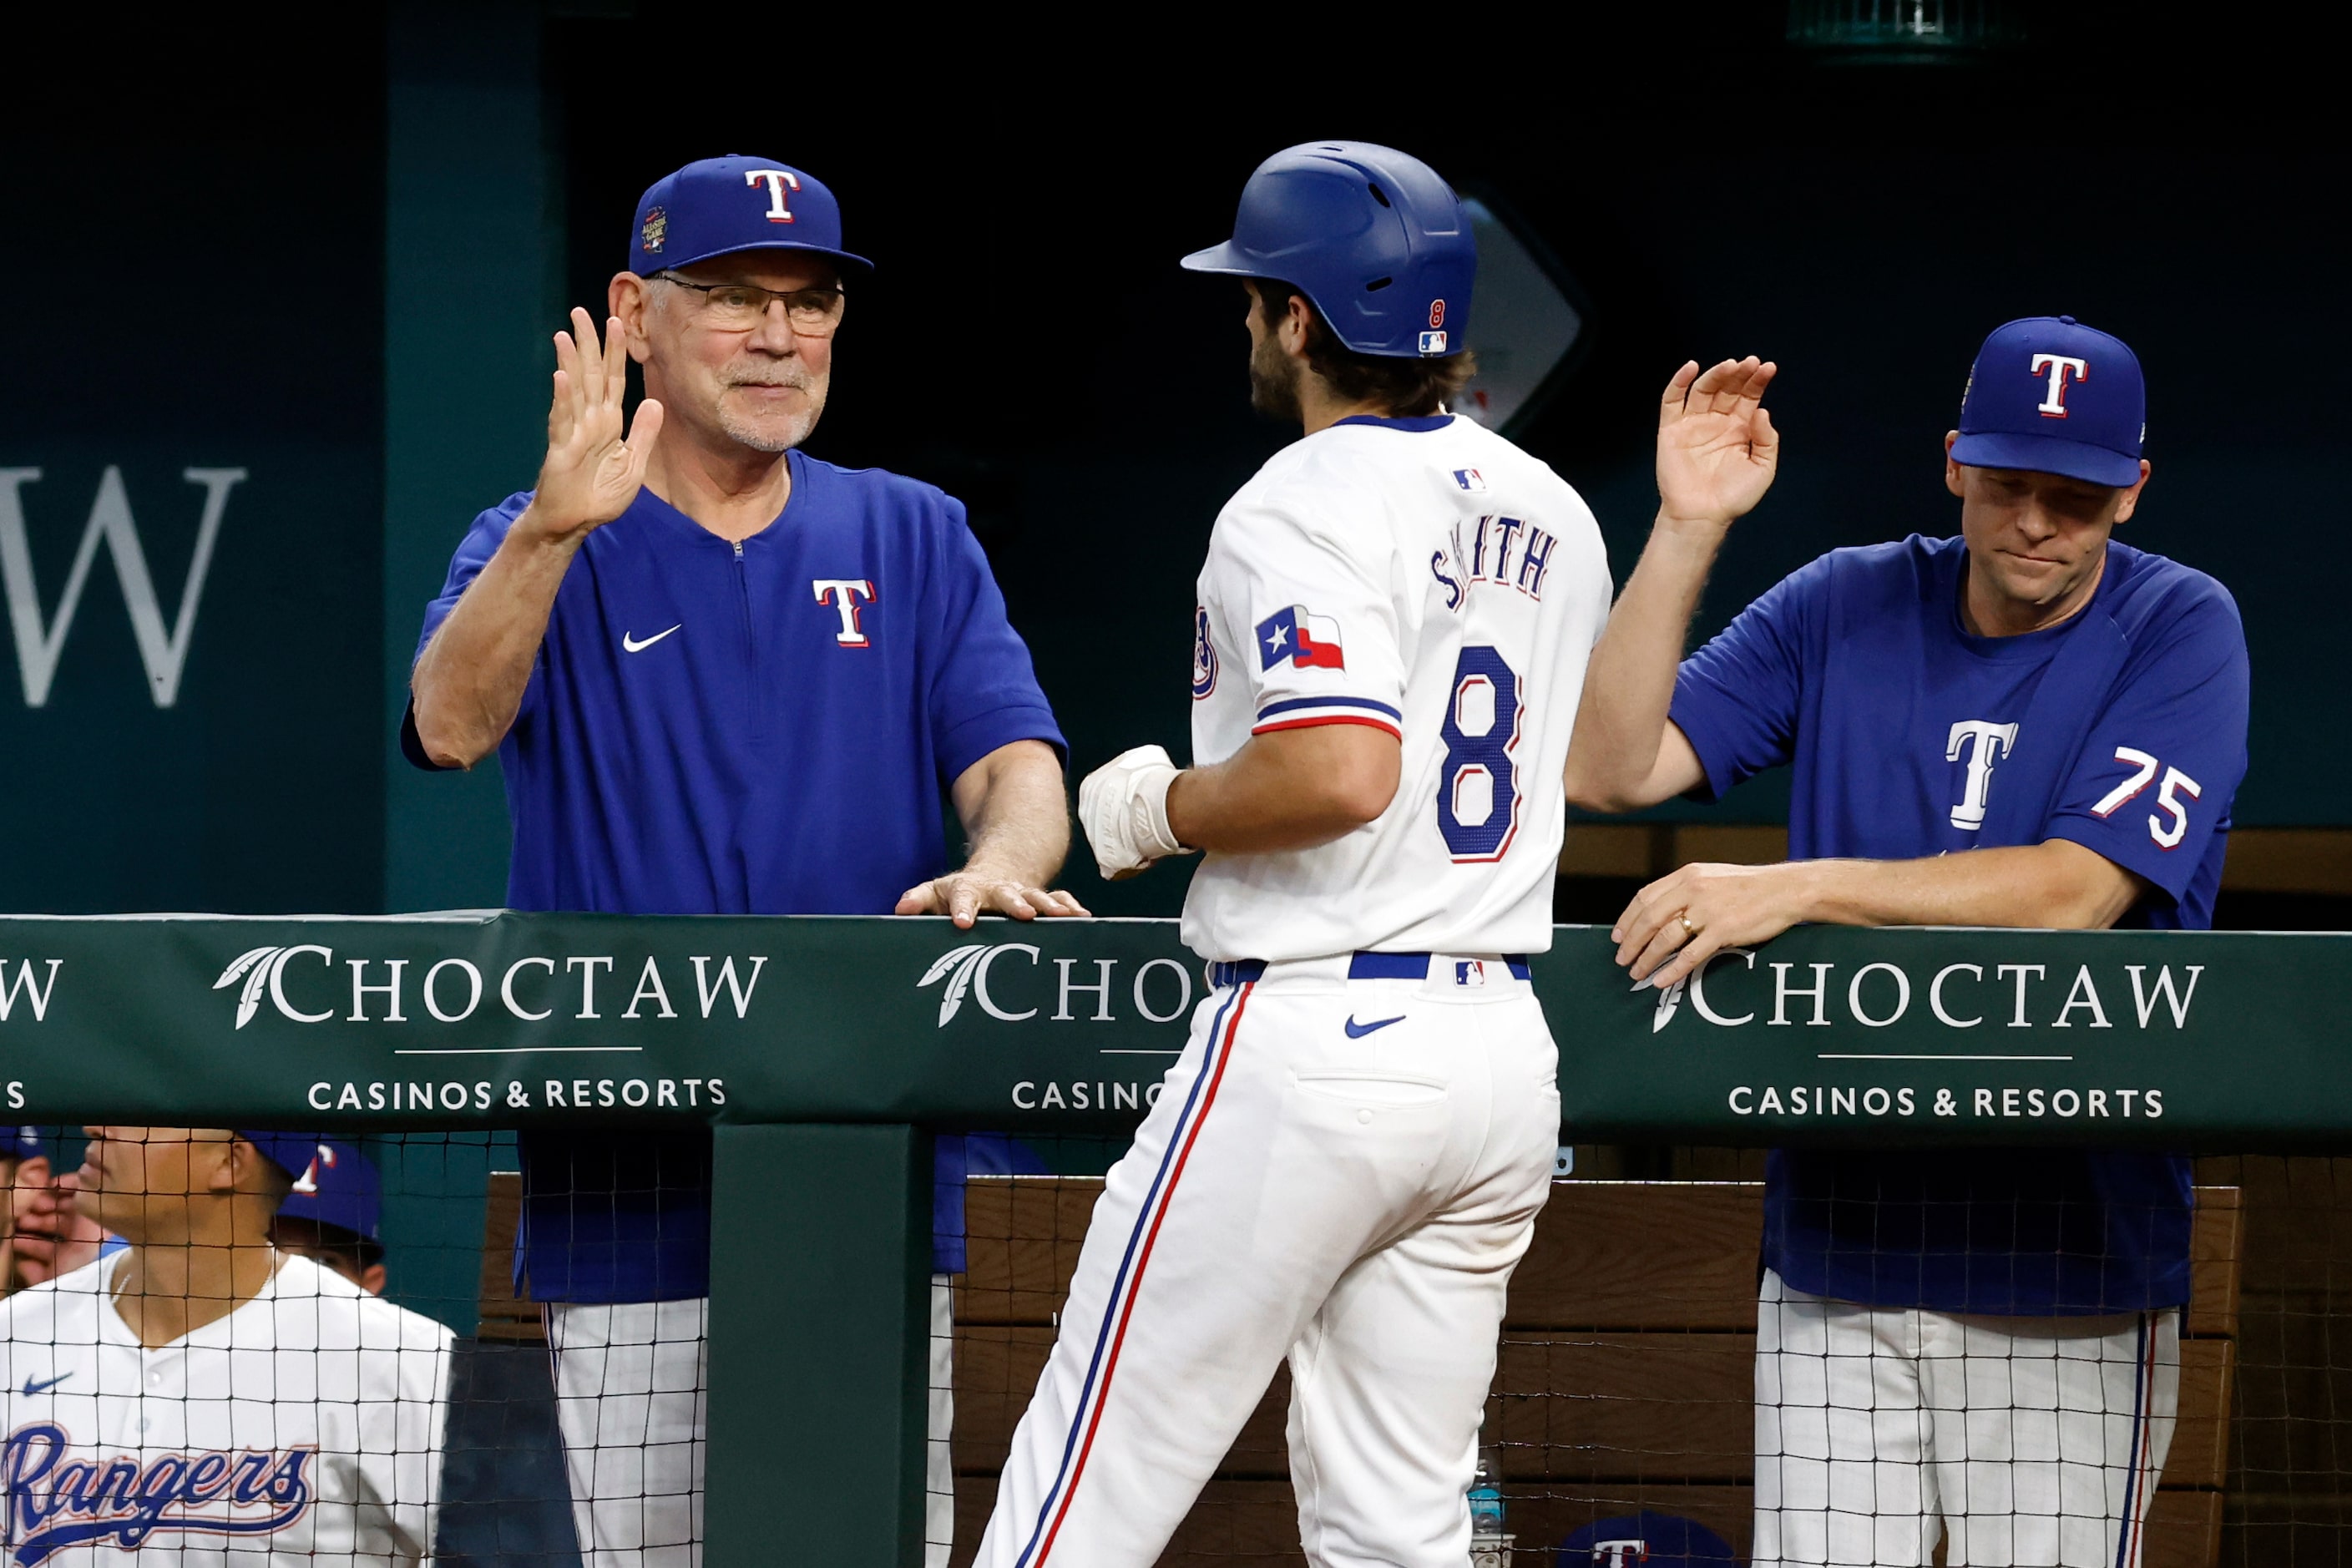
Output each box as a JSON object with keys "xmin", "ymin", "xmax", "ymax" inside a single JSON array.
[
  {"xmin": 1644, "ymin": 947, "xmax": 1753, "ymax": 1033},
  {"xmin": 918, "ymin": 944, "xmax": 989, "ymax": 1027},
  {"xmin": 211, "ymin": 947, "xmax": 323, "ymax": 1030}
]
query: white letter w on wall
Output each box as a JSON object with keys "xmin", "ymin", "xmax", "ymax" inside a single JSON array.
[{"xmin": 0, "ymin": 466, "xmax": 245, "ymax": 707}]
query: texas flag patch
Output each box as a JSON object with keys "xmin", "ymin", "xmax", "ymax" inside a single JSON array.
[
  {"xmin": 1256, "ymin": 605, "xmax": 1345, "ymax": 670},
  {"xmin": 1454, "ymin": 468, "xmax": 1486, "ymax": 491}
]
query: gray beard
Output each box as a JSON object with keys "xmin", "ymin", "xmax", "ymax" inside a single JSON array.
[{"xmin": 716, "ymin": 383, "xmax": 826, "ymax": 453}]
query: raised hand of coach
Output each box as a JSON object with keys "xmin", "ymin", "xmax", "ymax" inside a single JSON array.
[
  {"xmin": 527, "ymin": 307, "xmax": 665, "ymax": 543},
  {"xmin": 1656, "ymin": 356, "xmax": 1779, "ymax": 529}
]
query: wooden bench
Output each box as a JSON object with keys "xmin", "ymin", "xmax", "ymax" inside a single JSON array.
[{"xmin": 948, "ymin": 1177, "xmax": 2242, "ymax": 1567}]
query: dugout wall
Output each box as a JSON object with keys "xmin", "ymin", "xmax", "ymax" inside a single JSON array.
[{"xmin": 0, "ymin": 912, "xmax": 2329, "ymax": 1564}]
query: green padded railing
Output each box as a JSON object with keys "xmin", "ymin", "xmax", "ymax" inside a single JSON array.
[{"xmin": 1, "ymin": 913, "xmax": 2339, "ymax": 1564}]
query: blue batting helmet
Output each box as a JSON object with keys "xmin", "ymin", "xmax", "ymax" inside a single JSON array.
[{"xmin": 1181, "ymin": 141, "xmax": 1475, "ymax": 359}]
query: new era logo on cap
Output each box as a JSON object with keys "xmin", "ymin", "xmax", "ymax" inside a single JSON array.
[{"xmin": 1951, "ymin": 315, "xmax": 2145, "ymax": 488}]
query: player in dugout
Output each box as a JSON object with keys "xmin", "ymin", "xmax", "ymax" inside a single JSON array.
[
  {"xmin": 266, "ymin": 1136, "xmax": 388, "ymax": 1296},
  {"xmin": 2, "ymin": 1127, "xmax": 105, "ymax": 1295},
  {"xmin": 1562, "ymin": 320, "xmax": 2249, "ymax": 1568},
  {"xmin": 0, "ymin": 1127, "xmax": 451, "ymax": 1563},
  {"xmin": 404, "ymin": 155, "xmax": 1081, "ymax": 1567}
]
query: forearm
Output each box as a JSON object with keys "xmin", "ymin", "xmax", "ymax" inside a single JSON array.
[
  {"xmin": 409, "ymin": 511, "xmax": 580, "ymax": 767},
  {"xmin": 1789, "ymin": 842, "xmax": 2142, "ymax": 930},
  {"xmin": 956, "ymin": 741, "xmax": 1072, "ymax": 885},
  {"xmin": 1563, "ymin": 516, "xmax": 1727, "ymax": 809},
  {"xmin": 1166, "ymin": 728, "xmax": 1399, "ymax": 853}
]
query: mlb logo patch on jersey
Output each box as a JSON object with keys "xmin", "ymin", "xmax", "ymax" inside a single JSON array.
[
  {"xmin": 1256, "ymin": 605, "xmax": 1346, "ymax": 671},
  {"xmin": 1454, "ymin": 468, "xmax": 1487, "ymax": 492}
]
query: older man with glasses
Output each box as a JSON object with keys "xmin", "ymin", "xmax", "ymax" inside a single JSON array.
[{"xmin": 405, "ymin": 154, "xmax": 1081, "ymax": 1567}]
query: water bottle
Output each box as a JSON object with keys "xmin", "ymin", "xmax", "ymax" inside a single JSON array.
[{"xmin": 1468, "ymin": 1441, "xmax": 1505, "ymax": 1541}]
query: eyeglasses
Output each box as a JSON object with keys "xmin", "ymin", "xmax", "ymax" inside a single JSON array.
[{"xmin": 653, "ymin": 271, "xmax": 846, "ymax": 335}]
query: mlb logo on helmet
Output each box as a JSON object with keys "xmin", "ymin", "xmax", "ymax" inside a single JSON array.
[
  {"xmin": 628, "ymin": 154, "xmax": 875, "ymax": 279},
  {"xmin": 1558, "ymin": 1511, "xmax": 1738, "ymax": 1568},
  {"xmin": 1950, "ymin": 315, "xmax": 2146, "ymax": 488}
]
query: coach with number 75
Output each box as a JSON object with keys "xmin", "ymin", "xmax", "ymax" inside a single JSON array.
[
  {"xmin": 1564, "ymin": 320, "xmax": 2249, "ymax": 1568},
  {"xmin": 402, "ymin": 155, "xmax": 1081, "ymax": 1566}
]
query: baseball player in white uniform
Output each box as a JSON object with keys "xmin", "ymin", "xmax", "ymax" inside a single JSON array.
[
  {"xmin": 0, "ymin": 1128, "xmax": 451, "ymax": 1565},
  {"xmin": 974, "ymin": 142, "xmax": 1612, "ymax": 1568}
]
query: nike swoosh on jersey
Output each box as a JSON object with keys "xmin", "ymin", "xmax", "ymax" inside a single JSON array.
[
  {"xmin": 20, "ymin": 1373, "xmax": 70, "ymax": 1396},
  {"xmin": 621, "ymin": 625, "xmax": 682, "ymax": 653},
  {"xmin": 1343, "ymin": 1014, "xmax": 1406, "ymax": 1039}
]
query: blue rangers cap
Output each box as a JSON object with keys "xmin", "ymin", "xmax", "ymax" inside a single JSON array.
[
  {"xmin": 1951, "ymin": 315, "xmax": 2146, "ymax": 488},
  {"xmin": 236, "ymin": 1130, "xmax": 339, "ymax": 1191},
  {"xmin": 1559, "ymin": 1511, "xmax": 1739, "ymax": 1568},
  {"xmin": 3, "ymin": 1126, "xmax": 44, "ymax": 1162},
  {"xmin": 1181, "ymin": 140, "xmax": 1475, "ymax": 358},
  {"xmin": 630, "ymin": 154, "xmax": 873, "ymax": 279},
  {"xmin": 269, "ymin": 1137, "xmax": 382, "ymax": 1242}
]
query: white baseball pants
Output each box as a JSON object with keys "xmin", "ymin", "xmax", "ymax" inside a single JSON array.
[
  {"xmin": 974, "ymin": 954, "xmax": 1561, "ymax": 1568},
  {"xmin": 548, "ymin": 1297, "xmax": 709, "ymax": 1568},
  {"xmin": 1753, "ymin": 1270, "xmax": 2179, "ymax": 1568}
]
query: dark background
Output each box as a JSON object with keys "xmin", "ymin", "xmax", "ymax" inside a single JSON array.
[{"xmin": 0, "ymin": 4, "xmax": 2339, "ymax": 919}]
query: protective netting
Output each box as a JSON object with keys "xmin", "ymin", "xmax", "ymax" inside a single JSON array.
[
  {"xmin": 6, "ymin": 1131, "xmax": 2348, "ymax": 1566},
  {"xmin": 948, "ymin": 1149, "xmax": 2352, "ymax": 1568}
]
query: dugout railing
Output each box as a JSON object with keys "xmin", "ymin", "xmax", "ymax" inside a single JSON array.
[{"xmin": 0, "ymin": 913, "xmax": 2334, "ymax": 1565}]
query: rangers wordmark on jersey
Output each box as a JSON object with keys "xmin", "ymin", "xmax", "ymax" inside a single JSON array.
[{"xmin": 0, "ymin": 1253, "xmax": 451, "ymax": 1568}]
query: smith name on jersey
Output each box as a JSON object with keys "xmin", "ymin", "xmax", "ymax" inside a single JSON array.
[
  {"xmin": 1184, "ymin": 412, "xmax": 1611, "ymax": 962},
  {"xmin": 0, "ymin": 1254, "xmax": 451, "ymax": 1567}
]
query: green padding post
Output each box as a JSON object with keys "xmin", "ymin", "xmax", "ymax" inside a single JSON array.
[{"xmin": 707, "ymin": 1124, "xmax": 929, "ymax": 1565}]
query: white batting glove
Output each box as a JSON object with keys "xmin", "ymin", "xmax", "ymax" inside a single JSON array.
[{"xmin": 1079, "ymin": 745, "xmax": 1192, "ymax": 880}]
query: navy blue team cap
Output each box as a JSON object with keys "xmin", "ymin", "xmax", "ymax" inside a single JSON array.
[
  {"xmin": 3, "ymin": 1125, "xmax": 45, "ymax": 1162},
  {"xmin": 629, "ymin": 154, "xmax": 872, "ymax": 280},
  {"xmin": 1951, "ymin": 315, "xmax": 2146, "ymax": 488},
  {"xmin": 236, "ymin": 1130, "xmax": 335, "ymax": 1187},
  {"xmin": 1558, "ymin": 1511, "xmax": 1739, "ymax": 1568},
  {"xmin": 271, "ymin": 1137, "xmax": 382, "ymax": 1241}
]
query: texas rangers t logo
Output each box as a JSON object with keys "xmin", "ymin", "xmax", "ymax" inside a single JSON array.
[
  {"xmin": 745, "ymin": 168, "xmax": 800, "ymax": 224},
  {"xmin": 812, "ymin": 579, "xmax": 877, "ymax": 647},
  {"xmin": 2031, "ymin": 352, "xmax": 2088, "ymax": 417},
  {"xmin": 1945, "ymin": 719, "xmax": 2019, "ymax": 830}
]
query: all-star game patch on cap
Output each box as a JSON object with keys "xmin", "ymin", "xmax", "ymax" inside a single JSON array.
[
  {"xmin": 1558, "ymin": 1511, "xmax": 1740, "ymax": 1568},
  {"xmin": 1951, "ymin": 315, "xmax": 2147, "ymax": 488},
  {"xmin": 629, "ymin": 154, "xmax": 873, "ymax": 280}
]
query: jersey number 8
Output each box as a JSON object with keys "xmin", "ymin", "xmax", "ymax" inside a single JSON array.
[{"xmin": 1437, "ymin": 645, "xmax": 1524, "ymax": 861}]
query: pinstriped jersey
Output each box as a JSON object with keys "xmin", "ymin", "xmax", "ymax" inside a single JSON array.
[
  {"xmin": 0, "ymin": 1252, "xmax": 451, "ymax": 1566},
  {"xmin": 1181, "ymin": 413, "xmax": 1610, "ymax": 963}
]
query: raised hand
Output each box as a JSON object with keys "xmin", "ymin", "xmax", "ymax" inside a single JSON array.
[
  {"xmin": 529, "ymin": 307, "xmax": 665, "ymax": 543},
  {"xmin": 1656, "ymin": 357, "xmax": 1779, "ymax": 529}
]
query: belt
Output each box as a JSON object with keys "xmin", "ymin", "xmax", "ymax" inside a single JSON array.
[{"xmin": 1207, "ymin": 951, "xmax": 1532, "ymax": 988}]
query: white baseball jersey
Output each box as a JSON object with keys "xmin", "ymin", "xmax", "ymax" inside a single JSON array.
[
  {"xmin": 1183, "ymin": 412, "xmax": 1611, "ymax": 962},
  {"xmin": 0, "ymin": 1252, "xmax": 452, "ymax": 1566}
]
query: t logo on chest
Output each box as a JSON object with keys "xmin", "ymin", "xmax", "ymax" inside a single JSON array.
[
  {"xmin": 812, "ymin": 579, "xmax": 876, "ymax": 648},
  {"xmin": 1946, "ymin": 719, "xmax": 2019, "ymax": 831}
]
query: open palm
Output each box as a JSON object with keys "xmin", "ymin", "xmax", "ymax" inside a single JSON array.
[
  {"xmin": 1657, "ymin": 357, "xmax": 1779, "ymax": 527},
  {"xmin": 535, "ymin": 306, "xmax": 665, "ymax": 540}
]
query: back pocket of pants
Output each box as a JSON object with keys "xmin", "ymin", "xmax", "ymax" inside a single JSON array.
[{"xmin": 1291, "ymin": 1070, "xmax": 1449, "ymax": 1109}]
